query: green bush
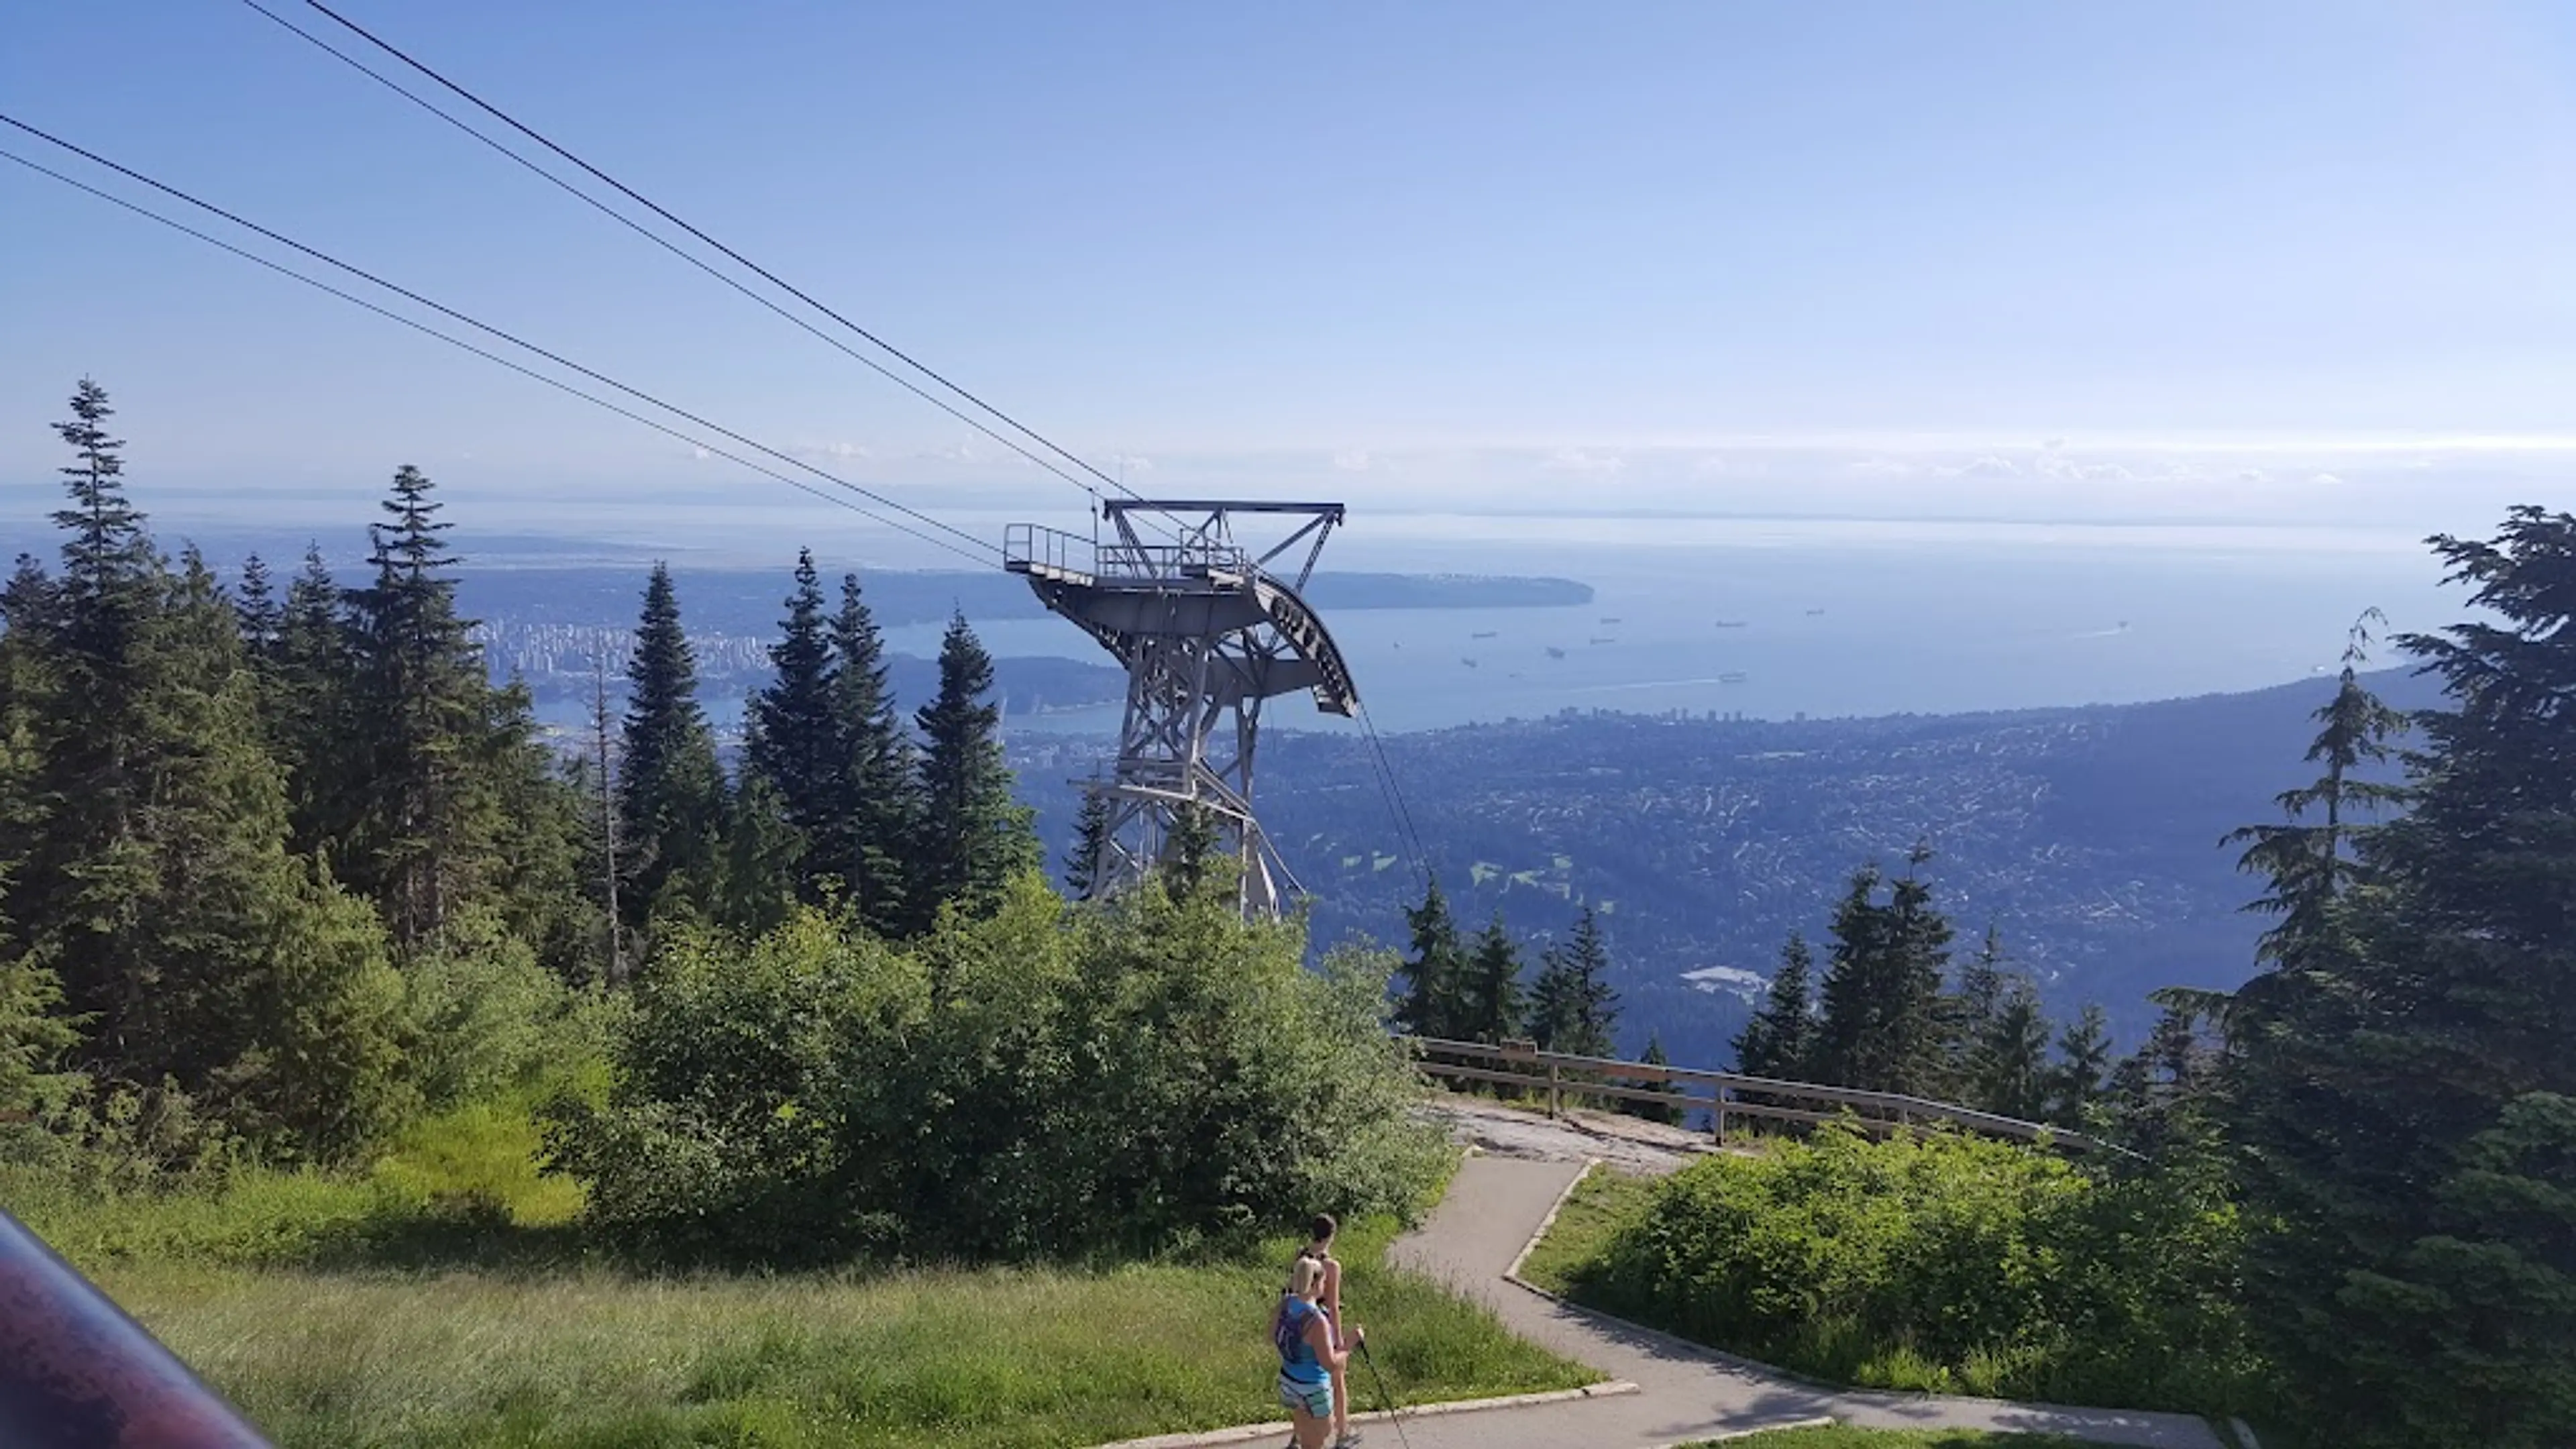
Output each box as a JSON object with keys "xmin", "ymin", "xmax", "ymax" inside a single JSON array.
[
  {"xmin": 546, "ymin": 875, "xmax": 1446, "ymax": 1263},
  {"xmin": 1572, "ymin": 1124, "xmax": 2257, "ymax": 1415}
]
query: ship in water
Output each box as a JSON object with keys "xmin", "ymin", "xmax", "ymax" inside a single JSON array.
[
  {"xmin": 1714, "ymin": 619, "xmax": 1749, "ymax": 629},
  {"xmin": 1600, "ymin": 616, "xmax": 1623, "ymax": 624},
  {"xmin": 1805, "ymin": 607, "xmax": 1827, "ymax": 616},
  {"xmin": 1589, "ymin": 636, "xmax": 1616, "ymax": 645},
  {"xmin": 1462, "ymin": 657, "xmax": 1480, "ymax": 668},
  {"xmin": 1471, "ymin": 629, "xmax": 1498, "ymax": 639},
  {"xmin": 1720, "ymin": 671, "xmax": 1749, "ymax": 684},
  {"xmin": 1544, "ymin": 646, "xmax": 1567, "ymax": 659}
]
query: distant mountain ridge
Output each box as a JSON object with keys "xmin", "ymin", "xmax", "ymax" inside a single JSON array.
[{"xmin": 1010, "ymin": 667, "xmax": 2447, "ymax": 1067}]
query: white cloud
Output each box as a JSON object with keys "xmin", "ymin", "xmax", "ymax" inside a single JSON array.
[
  {"xmin": 1332, "ymin": 450, "xmax": 1373, "ymax": 472},
  {"xmin": 1542, "ymin": 447, "xmax": 1626, "ymax": 474}
]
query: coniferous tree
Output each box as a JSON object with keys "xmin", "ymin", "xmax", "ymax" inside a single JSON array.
[
  {"xmin": 1813, "ymin": 851, "xmax": 1953, "ymax": 1095},
  {"xmin": 1620, "ymin": 1033, "xmax": 1686, "ymax": 1126},
  {"xmin": 1972, "ymin": 979, "xmax": 2053, "ymax": 1121},
  {"xmin": 1527, "ymin": 904, "xmax": 1619, "ymax": 1057},
  {"xmin": 1460, "ymin": 915, "xmax": 1527, "ymax": 1046},
  {"xmin": 716, "ymin": 769, "xmax": 802, "ymax": 939},
  {"xmin": 1734, "ymin": 932, "xmax": 1819, "ymax": 1078},
  {"xmin": 342, "ymin": 467, "xmax": 497, "ymax": 950},
  {"xmin": 2226, "ymin": 510, "xmax": 2576, "ymax": 1447},
  {"xmin": 746, "ymin": 551, "xmax": 839, "ymax": 891},
  {"xmin": 2045, "ymin": 1003, "xmax": 2113, "ymax": 1130},
  {"xmin": 909, "ymin": 612, "xmax": 1036, "ymax": 922},
  {"xmin": 1395, "ymin": 877, "xmax": 1468, "ymax": 1038},
  {"xmin": 271, "ymin": 547, "xmax": 353, "ymax": 860},
  {"xmin": 823, "ymin": 570, "xmax": 915, "ymax": 934},
  {"xmin": 234, "ymin": 553, "xmax": 282, "ymax": 667},
  {"xmin": 1063, "ymin": 787, "xmax": 1112, "ymax": 899},
  {"xmin": 1161, "ymin": 799, "xmax": 1222, "ymax": 900},
  {"xmin": 2225, "ymin": 608, "xmax": 2409, "ymax": 974},
  {"xmin": 1946, "ymin": 923, "xmax": 2010, "ymax": 1090},
  {"xmin": 1, "ymin": 392, "xmax": 406, "ymax": 1159},
  {"xmin": 618, "ymin": 563, "xmax": 727, "ymax": 936}
]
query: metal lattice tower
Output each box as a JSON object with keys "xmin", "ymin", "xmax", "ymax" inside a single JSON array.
[{"xmin": 1004, "ymin": 500, "xmax": 1358, "ymax": 918}]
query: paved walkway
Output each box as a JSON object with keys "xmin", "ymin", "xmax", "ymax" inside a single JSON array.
[{"xmin": 1352, "ymin": 1153, "xmax": 2226, "ymax": 1449}]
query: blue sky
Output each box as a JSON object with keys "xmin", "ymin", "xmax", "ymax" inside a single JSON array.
[{"xmin": 6, "ymin": 1, "xmax": 2575, "ymax": 561}]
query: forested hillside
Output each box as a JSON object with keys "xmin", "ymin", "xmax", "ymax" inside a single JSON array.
[{"xmin": 1012, "ymin": 667, "xmax": 2445, "ymax": 1066}]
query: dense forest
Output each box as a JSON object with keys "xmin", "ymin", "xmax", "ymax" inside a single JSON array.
[{"xmin": 0, "ymin": 382, "xmax": 2569, "ymax": 1447}]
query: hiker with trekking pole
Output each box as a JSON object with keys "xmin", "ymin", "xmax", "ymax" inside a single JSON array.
[
  {"xmin": 1275, "ymin": 1251, "xmax": 1358, "ymax": 1449},
  {"xmin": 1279, "ymin": 1213, "xmax": 1412, "ymax": 1449}
]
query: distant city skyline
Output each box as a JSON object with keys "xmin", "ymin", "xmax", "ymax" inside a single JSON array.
[{"xmin": 7, "ymin": 1, "xmax": 2572, "ymax": 563}]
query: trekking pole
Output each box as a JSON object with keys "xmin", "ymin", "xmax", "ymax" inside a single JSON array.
[{"xmin": 1355, "ymin": 1332, "xmax": 1415, "ymax": 1449}]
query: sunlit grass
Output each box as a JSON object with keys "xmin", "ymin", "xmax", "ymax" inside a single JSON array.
[{"xmin": 3, "ymin": 1102, "xmax": 1595, "ymax": 1448}]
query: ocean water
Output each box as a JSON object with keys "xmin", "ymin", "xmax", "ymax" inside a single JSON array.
[{"xmin": 878, "ymin": 515, "xmax": 2459, "ymax": 735}]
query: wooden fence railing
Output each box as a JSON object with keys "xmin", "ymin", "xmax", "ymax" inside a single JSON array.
[{"xmin": 1401, "ymin": 1034, "xmax": 2120, "ymax": 1156}]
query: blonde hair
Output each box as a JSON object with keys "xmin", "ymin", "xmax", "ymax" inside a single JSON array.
[{"xmin": 1286, "ymin": 1252, "xmax": 1324, "ymax": 1299}]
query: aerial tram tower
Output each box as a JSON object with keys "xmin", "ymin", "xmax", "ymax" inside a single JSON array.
[{"xmin": 1004, "ymin": 500, "xmax": 1359, "ymax": 918}]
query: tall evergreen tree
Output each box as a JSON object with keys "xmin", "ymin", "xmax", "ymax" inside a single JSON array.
[
  {"xmin": 2225, "ymin": 608, "xmax": 2409, "ymax": 970},
  {"xmin": 270, "ymin": 546, "xmax": 353, "ymax": 860},
  {"xmin": 234, "ymin": 553, "xmax": 282, "ymax": 667},
  {"xmin": 2045, "ymin": 1003, "xmax": 2114, "ymax": 1129},
  {"xmin": 1395, "ymin": 877, "xmax": 1468, "ymax": 1038},
  {"xmin": 909, "ymin": 612, "xmax": 1036, "ymax": 922},
  {"xmin": 342, "ymin": 466, "xmax": 496, "ymax": 949},
  {"xmin": 618, "ymin": 563, "xmax": 727, "ymax": 936},
  {"xmin": 1733, "ymin": 932, "xmax": 1819, "ymax": 1078},
  {"xmin": 745, "ymin": 551, "xmax": 838, "ymax": 892},
  {"xmin": 1971, "ymin": 979, "xmax": 2053, "ymax": 1121},
  {"xmin": 1813, "ymin": 851, "xmax": 1953, "ymax": 1094},
  {"xmin": 1528, "ymin": 904, "xmax": 1619, "ymax": 1057},
  {"xmin": 824, "ymin": 570, "xmax": 916, "ymax": 933},
  {"xmin": 1460, "ymin": 915, "xmax": 1527, "ymax": 1046},
  {"xmin": 2228, "ymin": 509, "xmax": 2576, "ymax": 1448},
  {"xmin": 1063, "ymin": 787, "xmax": 1112, "ymax": 899}
]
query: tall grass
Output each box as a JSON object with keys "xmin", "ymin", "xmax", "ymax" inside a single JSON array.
[{"xmin": 1, "ymin": 1101, "xmax": 1595, "ymax": 1448}]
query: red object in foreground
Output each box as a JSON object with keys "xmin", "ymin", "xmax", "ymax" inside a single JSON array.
[{"xmin": 0, "ymin": 1209, "xmax": 270, "ymax": 1448}]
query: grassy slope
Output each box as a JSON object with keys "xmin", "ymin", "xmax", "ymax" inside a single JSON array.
[
  {"xmin": 1514, "ymin": 1164, "xmax": 1654, "ymax": 1297},
  {"xmin": 5, "ymin": 1106, "xmax": 1594, "ymax": 1449}
]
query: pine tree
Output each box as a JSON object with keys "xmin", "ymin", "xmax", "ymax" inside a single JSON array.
[
  {"xmin": 1064, "ymin": 786, "xmax": 1112, "ymax": 898},
  {"xmin": 824, "ymin": 570, "xmax": 916, "ymax": 934},
  {"xmin": 909, "ymin": 612, "xmax": 1036, "ymax": 922},
  {"xmin": 1396, "ymin": 877, "xmax": 1468, "ymax": 1038},
  {"xmin": 716, "ymin": 768, "xmax": 803, "ymax": 939},
  {"xmin": 1528, "ymin": 904, "xmax": 1619, "ymax": 1057},
  {"xmin": 1972, "ymin": 979, "xmax": 2053, "ymax": 1120},
  {"xmin": 745, "ymin": 551, "xmax": 839, "ymax": 892},
  {"xmin": 618, "ymin": 563, "xmax": 727, "ymax": 937},
  {"xmin": 271, "ymin": 546, "xmax": 353, "ymax": 860},
  {"xmin": 8, "ymin": 400, "xmax": 407, "ymax": 1161},
  {"xmin": 1734, "ymin": 932, "xmax": 1819, "ymax": 1078},
  {"xmin": 2226, "ymin": 509, "xmax": 2576, "ymax": 1446},
  {"xmin": 1460, "ymin": 915, "xmax": 1527, "ymax": 1046},
  {"xmin": 1161, "ymin": 799, "xmax": 1222, "ymax": 899},
  {"xmin": 1621, "ymin": 1033, "xmax": 1686, "ymax": 1126},
  {"xmin": 342, "ymin": 466, "xmax": 497, "ymax": 950},
  {"xmin": 1946, "ymin": 923, "xmax": 2010, "ymax": 1089},
  {"xmin": 1812, "ymin": 853, "xmax": 1953, "ymax": 1094},
  {"xmin": 2225, "ymin": 608, "xmax": 2408, "ymax": 971},
  {"xmin": 2044, "ymin": 1004, "xmax": 2114, "ymax": 1129},
  {"xmin": 234, "ymin": 553, "xmax": 282, "ymax": 667}
]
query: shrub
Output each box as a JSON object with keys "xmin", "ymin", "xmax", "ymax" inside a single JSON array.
[
  {"xmin": 547, "ymin": 875, "xmax": 1447, "ymax": 1263},
  {"xmin": 1573, "ymin": 1124, "xmax": 2257, "ymax": 1415}
]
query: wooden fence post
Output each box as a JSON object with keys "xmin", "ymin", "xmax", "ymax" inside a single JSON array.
[
  {"xmin": 1713, "ymin": 1087, "xmax": 1728, "ymax": 1144},
  {"xmin": 1547, "ymin": 1061, "xmax": 1562, "ymax": 1119}
]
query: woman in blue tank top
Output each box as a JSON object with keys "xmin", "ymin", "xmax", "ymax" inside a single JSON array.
[{"xmin": 1273, "ymin": 1254, "xmax": 1357, "ymax": 1448}]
